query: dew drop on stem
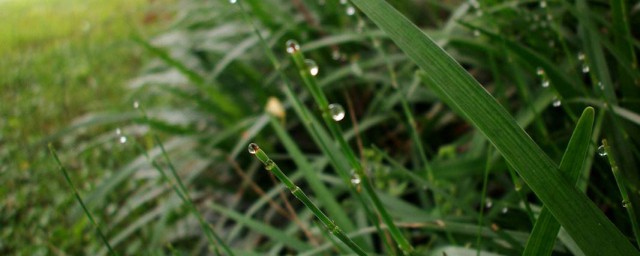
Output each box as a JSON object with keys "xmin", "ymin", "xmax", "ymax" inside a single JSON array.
[
  {"xmin": 248, "ymin": 143, "xmax": 260, "ymax": 155},
  {"xmin": 328, "ymin": 103, "xmax": 345, "ymax": 121},
  {"xmin": 285, "ymin": 40, "xmax": 300, "ymax": 54},
  {"xmin": 305, "ymin": 59, "xmax": 319, "ymax": 76},
  {"xmin": 597, "ymin": 145, "xmax": 607, "ymax": 156}
]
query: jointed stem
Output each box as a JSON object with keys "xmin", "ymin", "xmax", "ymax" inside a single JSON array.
[{"xmin": 249, "ymin": 143, "xmax": 367, "ymax": 256}]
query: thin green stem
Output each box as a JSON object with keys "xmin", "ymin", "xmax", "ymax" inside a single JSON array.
[
  {"xmin": 249, "ymin": 143, "xmax": 367, "ymax": 256},
  {"xmin": 135, "ymin": 106, "xmax": 232, "ymax": 256},
  {"xmin": 289, "ymin": 46, "xmax": 414, "ymax": 254},
  {"xmin": 49, "ymin": 144, "xmax": 117, "ymax": 256},
  {"xmin": 603, "ymin": 139, "xmax": 640, "ymax": 248}
]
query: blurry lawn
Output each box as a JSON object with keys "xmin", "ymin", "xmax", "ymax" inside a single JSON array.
[{"xmin": 0, "ymin": 0, "xmax": 170, "ymax": 253}]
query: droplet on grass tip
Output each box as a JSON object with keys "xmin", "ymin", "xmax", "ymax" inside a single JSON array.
[
  {"xmin": 552, "ymin": 99, "xmax": 562, "ymax": 107},
  {"xmin": 116, "ymin": 128, "xmax": 122, "ymax": 135},
  {"xmin": 536, "ymin": 67, "xmax": 545, "ymax": 76},
  {"xmin": 623, "ymin": 200, "xmax": 630, "ymax": 208},
  {"xmin": 597, "ymin": 145, "xmax": 607, "ymax": 156},
  {"xmin": 485, "ymin": 199, "xmax": 493, "ymax": 208},
  {"xmin": 578, "ymin": 52, "xmax": 585, "ymax": 61},
  {"xmin": 328, "ymin": 103, "xmax": 345, "ymax": 121},
  {"xmin": 133, "ymin": 101, "xmax": 139, "ymax": 109},
  {"xmin": 248, "ymin": 143, "xmax": 260, "ymax": 155},
  {"xmin": 501, "ymin": 207, "xmax": 509, "ymax": 214},
  {"xmin": 305, "ymin": 59, "xmax": 319, "ymax": 76},
  {"xmin": 285, "ymin": 40, "xmax": 300, "ymax": 54},
  {"xmin": 229, "ymin": 0, "xmax": 237, "ymax": 4},
  {"xmin": 582, "ymin": 64, "xmax": 590, "ymax": 73},
  {"xmin": 119, "ymin": 136, "xmax": 127, "ymax": 144}
]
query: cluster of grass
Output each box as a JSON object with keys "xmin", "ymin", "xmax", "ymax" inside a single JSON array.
[
  {"xmin": 0, "ymin": 0, "xmax": 171, "ymax": 253},
  {"xmin": 15, "ymin": 0, "xmax": 640, "ymax": 254}
]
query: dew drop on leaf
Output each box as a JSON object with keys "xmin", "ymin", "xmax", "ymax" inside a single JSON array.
[{"xmin": 329, "ymin": 103, "xmax": 345, "ymax": 121}]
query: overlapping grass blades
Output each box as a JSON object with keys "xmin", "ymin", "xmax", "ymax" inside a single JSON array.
[
  {"xmin": 524, "ymin": 107, "xmax": 594, "ymax": 255},
  {"xmin": 349, "ymin": 0, "xmax": 639, "ymax": 255}
]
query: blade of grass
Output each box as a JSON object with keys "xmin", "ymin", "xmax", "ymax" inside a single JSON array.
[
  {"xmin": 523, "ymin": 107, "xmax": 595, "ymax": 256},
  {"xmin": 248, "ymin": 143, "xmax": 367, "ymax": 256},
  {"xmin": 349, "ymin": 0, "xmax": 640, "ymax": 255},
  {"xmin": 602, "ymin": 139, "xmax": 640, "ymax": 248},
  {"xmin": 289, "ymin": 44, "xmax": 414, "ymax": 255},
  {"xmin": 49, "ymin": 144, "xmax": 117, "ymax": 256}
]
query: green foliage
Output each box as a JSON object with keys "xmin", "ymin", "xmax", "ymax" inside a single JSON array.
[{"xmin": 6, "ymin": 0, "xmax": 640, "ymax": 255}]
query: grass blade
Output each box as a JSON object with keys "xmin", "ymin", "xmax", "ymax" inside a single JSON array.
[
  {"xmin": 602, "ymin": 139, "xmax": 640, "ymax": 248},
  {"xmin": 523, "ymin": 107, "xmax": 595, "ymax": 256},
  {"xmin": 49, "ymin": 144, "xmax": 117, "ymax": 255},
  {"xmin": 248, "ymin": 143, "xmax": 367, "ymax": 256},
  {"xmin": 349, "ymin": 0, "xmax": 640, "ymax": 255}
]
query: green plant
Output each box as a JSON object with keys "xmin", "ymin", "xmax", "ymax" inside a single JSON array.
[{"xmin": 31, "ymin": 0, "xmax": 640, "ymax": 254}]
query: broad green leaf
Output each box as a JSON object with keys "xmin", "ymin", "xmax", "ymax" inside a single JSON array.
[
  {"xmin": 524, "ymin": 107, "xmax": 595, "ymax": 255},
  {"xmin": 349, "ymin": 0, "xmax": 639, "ymax": 255}
]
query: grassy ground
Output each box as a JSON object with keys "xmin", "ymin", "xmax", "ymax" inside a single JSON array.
[
  {"xmin": 0, "ymin": 0, "xmax": 169, "ymax": 253},
  {"xmin": 3, "ymin": 0, "xmax": 640, "ymax": 255}
]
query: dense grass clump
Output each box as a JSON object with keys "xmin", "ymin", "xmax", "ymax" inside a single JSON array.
[{"xmin": 10, "ymin": 0, "xmax": 640, "ymax": 254}]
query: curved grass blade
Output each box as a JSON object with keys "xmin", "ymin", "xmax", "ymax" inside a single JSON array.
[
  {"xmin": 248, "ymin": 143, "xmax": 367, "ymax": 256},
  {"xmin": 349, "ymin": 0, "xmax": 640, "ymax": 255},
  {"xmin": 49, "ymin": 144, "xmax": 117, "ymax": 256},
  {"xmin": 523, "ymin": 107, "xmax": 595, "ymax": 256}
]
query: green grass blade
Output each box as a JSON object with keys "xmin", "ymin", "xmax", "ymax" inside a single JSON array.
[
  {"xmin": 523, "ymin": 107, "xmax": 595, "ymax": 256},
  {"xmin": 49, "ymin": 144, "xmax": 117, "ymax": 256},
  {"xmin": 349, "ymin": 0, "xmax": 639, "ymax": 255},
  {"xmin": 268, "ymin": 115, "xmax": 356, "ymax": 234},
  {"xmin": 602, "ymin": 139, "xmax": 640, "ymax": 248},
  {"xmin": 248, "ymin": 143, "xmax": 367, "ymax": 255}
]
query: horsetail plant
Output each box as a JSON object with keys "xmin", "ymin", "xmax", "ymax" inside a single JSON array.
[{"xmin": 247, "ymin": 143, "xmax": 367, "ymax": 256}]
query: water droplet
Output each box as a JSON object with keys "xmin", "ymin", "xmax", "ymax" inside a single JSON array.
[
  {"xmin": 541, "ymin": 79, "xmax": 550, "ymax": 88},
  {"xmin": 540, "ymin": 1, "xmax": 547, "ymax": 8},
  {"xmin": 485, "ymin": 199, "xmax": 493, "ymax": 208},
  {"xmin": 119, "ymin": 136, "xmax": 127, "ymax": 144},
  {"xmin": 623, "ymin": 200, "xmax": 630, "ymax": 208},
  {"xmin": 265, "ymin": 160, "xmax": 275, "ymax": 171},
  {"xmin": 578, "ymin": 52, "xmax": 585, "ymax": 61},
  {"xmin": 285, "ymin": 39, "xmax": 300, "ymax": 54},
  {"xmin": 340, "ymin": 0, "xmax": 347, "ymax": 4},
  {"xmin": 346, "ymin": 5, "xmax": 356, "ymax": 16},
  {"xmin": 116, "ymin": 128, "xmax": 122, "ymax": 135},
  {"xmin": 229, "ymin": 0, "xmax": 237, "ymax": 3},
  {"xmin": 597, "ymin": 145, "xmax": 607, "ymax": 156},
  {"xmin": 350, "ymin": 174, "xmax": 361, "ymax": 185},
  {"xmin": 501, "ymin": 207, "xmax": 509, "ymax": 214},
  {"xmin": 536, "ymin": 67, "xmax": 545, "ymax": 76},
  {"xmin": 552, "ymin": 99, "xmax": 562, "ymax": 107},
  {"xmin": 133, "ymin": 101, "xmax": 139, "ymax": 109},
  {"xmin": 582, "ymin": 64, "xmax": 590, "ymax": 73},
  {"xmin": 598, "ymin": 81, "xmax": 605, "ymax": 90},
  {"xmin": 305, "ymin": 59, "xmax": 319, "ymax": 76},
  {"xmin": 248, "ymin": 143, "xmax": 260, "ymax": 155},
  {"xmin": 328, "ymin": 103, "xmax": 345, "ymax": 121}
]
